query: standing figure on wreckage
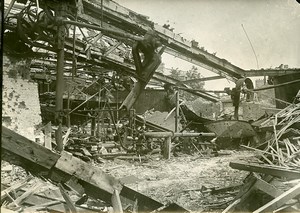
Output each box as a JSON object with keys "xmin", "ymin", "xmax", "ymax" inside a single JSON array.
[
  {"xmin": 132, "ymin": 29, "xmax": 162, "ymax": 82},
  {"xmin": 119, "ymin": 30, "xmax": 163, "ymax": 113}
]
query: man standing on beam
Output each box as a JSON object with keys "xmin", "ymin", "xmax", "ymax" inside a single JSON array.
[{"xmin": 120, "ymin": 30, "xmax": 164, "ymax": 112}]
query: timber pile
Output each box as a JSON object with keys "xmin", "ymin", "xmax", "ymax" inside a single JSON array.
[
  {"xmin": 225, "ymin": 103, "xmax": 300, "ymax": 212},
  {"xmin": 248, "ymin": 103, "xmax": 300, "ymax": 168},
  {"xmin": 1, "ymin": 171, "xmax": 122, "ymax": 213},
  {"xmin": 2, "ymin": 126, "xmax": 188, "ymax": 212},
  {"xmin": 65, "ymin": 133, "xmax": 122, "ymax": 161}
]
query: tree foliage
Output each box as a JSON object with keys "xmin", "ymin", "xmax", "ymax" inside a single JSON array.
[
  {"xmin": 185, "ymin": 66, "xmax": 205, "ymax": 89},
  {"xmin": 169, "ymin": 66, "xmax": 205, "ymax": 101}
]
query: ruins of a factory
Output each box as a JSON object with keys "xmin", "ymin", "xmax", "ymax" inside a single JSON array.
[{"xmin": 1, "ymin": 0, "xmax": 300, "ymax": 212}]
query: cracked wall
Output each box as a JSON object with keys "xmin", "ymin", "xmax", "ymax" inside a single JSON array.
[{"xmin": 2, "ymin": 55, "xmax": 44, "ymax": 144}]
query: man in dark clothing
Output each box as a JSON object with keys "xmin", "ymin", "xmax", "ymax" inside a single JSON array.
[
  {"xmin": 132, "ymin": 30, "xmax": 162, "ymax": 82},
  {"xmin": 120, "ymin": 30, "xmax": 163, "ymax": 111}
]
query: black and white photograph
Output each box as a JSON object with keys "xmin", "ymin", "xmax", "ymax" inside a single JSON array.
[{"xmin": 1, "ymin": 0, "xmax": 300, "ymax": 212}]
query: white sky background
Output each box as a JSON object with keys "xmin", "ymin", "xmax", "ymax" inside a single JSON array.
[{"xmin": 115, "ymin": 0, "xmax": 300, "ymax": 90}]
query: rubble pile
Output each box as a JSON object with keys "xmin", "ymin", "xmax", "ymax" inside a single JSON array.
[
  {"xmin": 225, "ymin": 103, "xmax": 300, "ymax": 212},
  {"xmin": 261, "ymin": 103, "xmax": 300, "ymax": 168},
  {"xmin": 2, "ymin": 0, "xmax": 300, "ymax": 212}
]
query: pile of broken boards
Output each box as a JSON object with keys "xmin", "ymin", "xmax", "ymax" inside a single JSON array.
[
  {"xmin": 64, "ymin": 132, "xmax": 127, "ymax": 162},
  {"xmin": 1, "ymin": 157, "xmax": 188, "ymax": 213},
  {"xmin": 63, "ymin": 128, "xmax": 217, "ymax": 162},
  {"xmin": 1, "ymin": 174, "xmax": 162, "ymax": 213},
  {"xmin": 224, "ymin": 103, "xmax": 300, "ymax": 212}
]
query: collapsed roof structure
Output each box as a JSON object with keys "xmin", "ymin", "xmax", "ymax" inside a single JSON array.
[{"xmin": 1, "ymin": 0, "xmax": 300, "ymax": 212}]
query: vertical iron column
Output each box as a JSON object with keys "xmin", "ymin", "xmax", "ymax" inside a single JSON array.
[{"xmin": 55, "ymin": 4, "xmax": 66, "ymax": 151}]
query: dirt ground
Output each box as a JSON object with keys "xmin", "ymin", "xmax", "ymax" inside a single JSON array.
[
  {"xmin": 98, "ymin": 150, "xmax": 255, "ymax": 211},
  {"xmin": 1, "ymin": 150, "xmax": 255, "ymax": 212}
]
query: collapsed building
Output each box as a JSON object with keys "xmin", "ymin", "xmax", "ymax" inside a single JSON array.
[{"xmin": 1, "ymin": 0, "xmax": 300, "ymax": 212}]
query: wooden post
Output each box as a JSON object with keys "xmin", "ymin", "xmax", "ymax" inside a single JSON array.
[
  {"xmin": 175, "ymin": 90, "xmax": 179, "ymax": 132},
  {"xmin": 44, "ymin": 122, "xmax": 52, "ymax": 150},
  {"xmin": 91, "ymin": 115, "xmax": 96, "ymax": 136},
  {"xmin": 66, "ymin": 91, "xmax": 71, "ymax": 127},
  {"xmin": 111, "ymin": 189, "xmax": 123, "ymax": 213},
  {"xmin": 164, "ymin": 136, "xmax": 171, "ymax": 159}
]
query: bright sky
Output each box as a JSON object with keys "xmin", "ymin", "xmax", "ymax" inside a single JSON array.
[{"xmin": 115, "ymin": 0, "xmax": 300, "ymax": 90}]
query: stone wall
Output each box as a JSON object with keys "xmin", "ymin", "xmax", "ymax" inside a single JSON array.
[{"xmin": 2, "ymin": 55, "xmax": 44, "ymax": 144}]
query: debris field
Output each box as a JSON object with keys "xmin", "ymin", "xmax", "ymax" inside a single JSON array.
[{"xmin": 1, "ymin": 0, "xmax": 300, "ymax": 213}]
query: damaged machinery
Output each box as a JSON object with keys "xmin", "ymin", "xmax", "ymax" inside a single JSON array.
[{"xmin": 2, "ymin": 0, "xmax": 300, "ymax": 212}]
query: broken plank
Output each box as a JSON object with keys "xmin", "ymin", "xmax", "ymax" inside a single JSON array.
[
  {"xmin": 23, "ymin": 200, "xmax": 62, "ymax": 212},
  {"xmin": 1, "ymin": 176, "xmax": 32, "ymax": 200},
  {"xmin": 132, "ymin": 199, "xmax": 138, "ymax": 213},
  {"xmin": 62, "ymin": 128, "xmax": 71, "ymax": 146},
  {"xmin": 2, "ymin": 126, "xmax": 60, "ymax": 169},
  {"xmin": 253, "ymin": 182, "xmax": 300, "ymax": 213},
  {"xmin": 81, "ymin": 148, "xmax": 92, "ymax": 157},
  {"xmin": 8, "ymin": 181, "xmax": 44, "ymax": 207},
  {"xmin": 222, "ymin": 198, "xmax": 241, "ymax": 213},
  {"xmin": 54, "ymin": 151, "xmax": 123, "ymax": 195},
  {"xmin": 254, "ymin": 178, "xmax": 284, "ymax": 197},
  {"xmin": 111, "ymin": 189, "xmax": 123, "ymax": 213},
  {"xmin": 229, "ymin": 162, "xmax": 300, "ymax": 180},
  {"xmin": 58, "ymin": 183, "xmax": 77, "ymax": 213},
  {"xmin": 2, "ymin": 128, "xmax": 167, "ymax": 211},
  {"xmin": 16, "ymin": 187, "xmax": 90, "ymax": 213},
  {"xmin": 120, "ymin": 186, "xmax": 163, "ymax": 212},
  {"xmin": 254, "ymin": 177, "xmax": 299, "ymax": 211}
]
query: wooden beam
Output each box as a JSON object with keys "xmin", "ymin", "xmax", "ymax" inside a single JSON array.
[
  {"xmin": 2, "ymin": 126, "xmax": 60, "ymax": 169},
  {"xmin": 23, "ymin": 200, "xmax": 62, "ymax": 212},
  {"xmin": 254, "ymin": 178, "xmax": 283, "ymax": 197},
  {"xmin": 164, "ymin": 136, "xmax": 172, "ymax": 160},
  {"xmin": 244, "ymin": 68, "xmax": 300, "ymax": 77},
  {"xmin": 54, "ymin": 151, "xmax": 123, "ymax": 195},
  {"xmin": 82, "ymin": 0, "xmax": 246, "ymax": 79},
  {"xmin": 1, "ymin": 117, "xmax": 173, "ymax": 212},
  {"xmin": 58, "ymin": 183, "xmax": 78, "ymax": 213},
  {"xmin": 8, "ymin": 181, "xmax": 44, "ymax": 208},
  {"xmin": 164, "ymin": 48, "xmax": 238, "ymax": 82},
  {"xmin": 1, "ymin": 176, "xmax": 32, "ymax": 200},
  {"xmin": 111, "ymin": 189, "xmax": 123, "ymax": 213},
  {"xmin": 182, "ymin": 76, "xmax": 225, "ymax": 84},
  {"xmin": 44, "ymin": 122, "xmax": 52, "ymax": 150},
  {"xmin": 62, "ymin": 128, "xmax": 71, "ymax": 147},
  {"xmin": 15, "ymin": 187, "xmax": 87, "ymax": 213},
  {"xmin": 229, "ymin": 162, "xmax": 300, "ymax": 180},
  {"xmin": 253, "ymin": 183, "xmax": 300, "ymax": 213},
  {"xmin": 221, "ymin": 198, "xmax": 241, "ymax": 213},
  {"xmin": 254, "ymin": 177, "xmax": 299, "ymax": 212}
]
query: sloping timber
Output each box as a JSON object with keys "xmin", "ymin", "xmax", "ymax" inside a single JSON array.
[
  {"xmin": 81, "ymin": 0, "xmax": 245, "ymax": 81},
  {"xmin": 253, "ymin": 183, "xmax": 300, "ymax": 213},
  {"xmin": 1, "ymin": 126, "xmax": 60, "ymax": 169},
  {"xmin": 244, "ymin": 68, "xmax": 300, "ymax": 77},
  {"xmin": 14, "ymin": 187, "xmax": 93, "ymax": 212},
  {"xmin": 1, "ymin": 126, "xmax": 166, "ymax": 211},
  {"xmin": 27, "ymin": 44, "xmax": 220, "ymax": 102},
  {"xmin": 229, "ymin": 162, "xmax": 300, "ymax": 180},
  {"xmin": 6, "ymin": 1, "xmax": 300, "ymax": 82},
  {"xmin": 232, "ymin": 173, "xmax": 298, "ymax": 212},
  {"xmin": 182, "ymin": 76, "xmax": 225, "ymax": 84}
]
